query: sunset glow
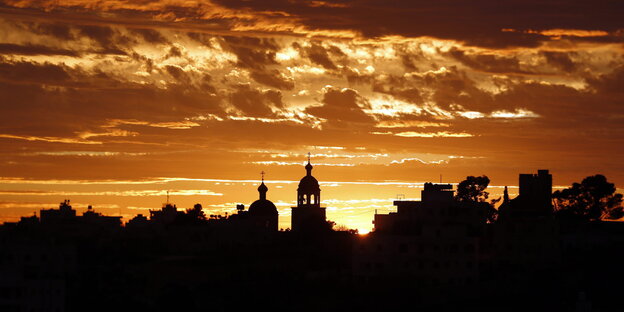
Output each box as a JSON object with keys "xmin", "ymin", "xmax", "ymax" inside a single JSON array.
[{"xmin": 0, "ymin": 0, "xmax": 623, "ymax": 230}]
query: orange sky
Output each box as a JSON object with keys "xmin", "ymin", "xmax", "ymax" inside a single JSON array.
[{"xmin": 0, "ymin": 0, "xmax": 623, "ymax": 231}]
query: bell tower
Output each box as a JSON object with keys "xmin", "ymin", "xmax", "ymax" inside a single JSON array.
[
  {"xmin": 297, "ymin": 153, "xmax": 321, "ymax": 207},
  {"xmin": 291, "ymin": 154, "xmax": 328, "ymax": 232}
]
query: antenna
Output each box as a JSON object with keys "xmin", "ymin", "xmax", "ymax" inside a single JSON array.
[
  {"xmin": 261, "ymin": 170, "xmax": 265, "ymax": 182},
  {"xmin": 166, "ymin": 190, "xmax": 170, "ymax": 204},
  {"xmin": 307, "ymin": 152, "xmax": 311, "ymax": 163}
]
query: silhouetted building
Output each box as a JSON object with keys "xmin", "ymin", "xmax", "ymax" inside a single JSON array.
[
  {"xmin": 149, "ymin": 202, "xmax": 182, "ymax": 225},
  {"xmin": 37, "ymin": 200, "xmax": 121, "ymax": 229},
  {"xmin": 482, "ymin": 170, "xmax": 560, "ymax": 290},
  {"xmin": 291, "ymin": 158, "xmax": 328, "ymax": 232},
  {"xmin": 40, "ymin": 199, "xmax": 76, "ymax": 224},
  {"xmin": 80, "ymin": 205, "xmax": 122, "ymax": 227},
  {"xmin": 499, "ymin": 169, "xmax": 553, "ymax": 219},
  {"xmin": 4, "ymin": 167, "xmax": 624, "ymax": 311},
  {"xmin": 126, "ymin": 213, "xmax": 149, "ymax": 228},
  {"xmin": 248, "ymin": 178, "xmax": 279, "ymax": 231},
  {"xmin": 373, "ymin": 183, "xmax": 485, "ymax": 234},
  {"xmin": 356, "ymin": 183, "xmax": 484, "ymax": 291}
]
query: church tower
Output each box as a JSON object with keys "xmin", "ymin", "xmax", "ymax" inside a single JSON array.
[
  {"xmin": 291, "ymin": 155, "xmax": 328, "ymax": 232},
  {"xmin": 248, "ymin": 172, "xmax": 279, "ymax": 231}
]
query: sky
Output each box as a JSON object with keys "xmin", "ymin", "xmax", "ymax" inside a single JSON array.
[{"xmin": 0, "ymin": 0, "xmax": 623, "ymax": 231}]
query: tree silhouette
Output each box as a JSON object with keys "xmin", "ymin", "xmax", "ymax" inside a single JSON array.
[
  {"xmin": 456, "ymin": 175, "xmax": 491, "ymax": 202},
  {"xmin": 185, "ymin": 203, "xmax": 206, "ymax": 221},
  {"xmin": 553, "ymin": 174, "xmax": 623, "ymax": 221},
  {"xmin": 455, "ymin": 175, "xmax": 499, "ymax": 222}
]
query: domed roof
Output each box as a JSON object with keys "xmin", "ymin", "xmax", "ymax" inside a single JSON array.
[
  {"xmin": 249, "ymin": 199, "xmax": 277, "ymax": 216},
  {"xmin": 298, "ymin": 160, "xmax": 320, "ymax": 193},
  {"xmin": 298, "ymin": 175, "xmax": 320, "ymax": 192},
  {"xmin": 257, "ymin": 182, "xmax": 268, "ymax": 193}
]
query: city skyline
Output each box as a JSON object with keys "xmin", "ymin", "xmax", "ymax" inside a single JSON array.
[
  {"xmin": 1, "ymin": 1, "xmax": 623, "ymax": 231},
  {"xmin": 0, "ymin": 161, "xmax": 610, "ymax": 232}
]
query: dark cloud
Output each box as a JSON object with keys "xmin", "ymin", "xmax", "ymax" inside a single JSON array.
[
  {"xmin": 0, "ymin": 61, "xmax": 71, "ymax": 84},
  {"xmin": 131, "ymin": 28, "xmax": 168, "ymax": 44},
  {"xmin": 77, "ymin": 24, "xmax": 115, "ymax": 48},
  {"xmin": 221, "ymin": 36, "xmax": 279, "ymax": 70},
  {"xmin": 0, "ymin": 60, "xmax": 224, "ymax": 140},
  {"xmin": 344, "ymin": 67, "xmax": 373, "ymax": 85},
  {"xmin": 448, "ymin": 48, "xmax": 532, "ymax": 75},
  {"xmin": 0, "ymin": 0, "xmax": 623, "ymax": 192},
  {"xmin": 187, "ymin": 32, "xmax": 215, "ymax": 47},
  {"xmin": 213, "ymin": 0, "xmax": 624, "ymax": 47},
  {"xmin": 396, "ymin": 47, "xmax": 426, "ymax": 72},
  {"xmin": 372, "ymin": 74, "xmax": 424, "ymax": 105},
  {"xmin": 371, "ymin": 66, "xmax": 497, "ymax": 112},
  {"xmin": 293, "ymin": 42, "xmax": 338, "ymax": 70},
  {"xmin": 228, "ymin": 84, "xmax": 283, "ymax": 117},
  {"xmin": 166, "ymin": 45, "xmax": 183, "ymax": 58},
  {"xmin": 164, "ymin": 65, "xmax": 191, "ymax": 85},
  {"xmin": 249, "ymin": 70, "xmax": 295, "ymax": 90},
  {"xmin": 541, "ymin": 51, "xmax": 578, "ymax": 73},
  {"xmin": 3, "ymin": 0, "xmax": 623, "ymax": 48},
  {"xmin": 0, "ymin": 43, "xmax": 79, "ymax": 56},
  {"xmin": 587, "ymin": 65, "xmax": 624, "ymax": 95},
  {"xmin": 306, "ymin": 87, "xmax": 374, "ymax": 126},
  {"xmin": 23, "ymin": 21, "xmax": 74, "ymax": 40}
]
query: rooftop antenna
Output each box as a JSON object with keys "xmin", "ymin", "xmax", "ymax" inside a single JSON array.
[
  {"xmin": 307, "ymin": 152, "xmax": 311, "ymax": 163},
  {"xmin": 261, "ymin": 170, "xmax": 265, "ymax": 182},
  {"xmin": 166, "ymin": 190, "xmax": 170, "ymax": 204}
]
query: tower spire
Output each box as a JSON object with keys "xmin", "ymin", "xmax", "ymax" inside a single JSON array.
[
  {"xmin": 258, "ymin": 171, "xmax": 268, "ymax": 200},
  {"xmin": 503, "ymin": 186, "xmax": 510, "ymax": 203},
  {"xmin": 305, "ymin": 153, "xmax": 313, "ymax": 176}
]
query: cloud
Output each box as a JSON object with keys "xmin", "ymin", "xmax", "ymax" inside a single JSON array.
[
  {"xmin": 249, "ymin": 69, "xmax": 295, "ymax": 90},
  {"xmin": 131, "ymin": 28, "xmax": 168, "ymax": 44},
  {"xmin": 541, "ymin": 51, "xmax": 578, "ymax": 72},
  {"xmin": 0, "ymin": 43, "xmax": 79, "ymax": 56},
  {"xmin": 221, "ymin": 36, "xmax": 279, "ymax": 70},
  {"xmin": 448, "ymin": 48, "xmax": 533, "ymax": 75},
  {"xmin": 305, "ymin": 87, "xmax": 375, "ymax": 126},
  {"xmin": 228, "ymin": 84, "xmax": 284, "ymax": 117},
  {"xmin": 3, "ymin": 0, "xmax": 622, "ymax": 48},
  {"xmin": 0, "ymin": 61, "xmax": 70, "ymax": 84},
  {"xmin": 293, "ymin": 42, "xmax": 340, "ymax": 70},
  {"xmin": 0, "ymin": 0, "xmax": 623, "ymax": 205}
]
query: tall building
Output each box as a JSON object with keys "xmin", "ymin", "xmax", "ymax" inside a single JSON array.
[
  {"xmin": 484, "ymin": 170, "xmax": 560, "ymax": 287},
  {"xmin": 291, "ymin": 157, "xmax": 328, "ymax": 232},
  {"xmin": 499, "ymin": 169, "xmax": 553, "ymax": 219},
  {"xmin": 356, "ymin": 183, "xmax": 484, "ymax": 289}
]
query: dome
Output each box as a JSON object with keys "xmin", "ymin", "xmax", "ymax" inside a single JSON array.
[
  {"xmin": 298, "ymin": 159, "xmax": 320, "ymax": 192},
  {"xmin": 257, "ymin": 182, "xmax": 268, "ymax": 193},
  {"xmin": 298, "ymin": 175, "xmax": 320, "ymax": 192},
  {"xmin": 248, "ymin": 199, "xmax": 278, "ymax": 216}
]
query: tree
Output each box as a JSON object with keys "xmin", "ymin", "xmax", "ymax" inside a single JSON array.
[
  {"xmin": 186, "ymin": 203, "xmax": 206, "ymax": 221},
  {"xmin": 456, "ymin": 175, "xmax": 491, "ymax": 202},
  {"xmin": 553, "ymin": 174, "xmax": 623, "ymax": 221},
  {"xmin": 455, "ymin": 175, "xmax": 500, "ymax": 223}
]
